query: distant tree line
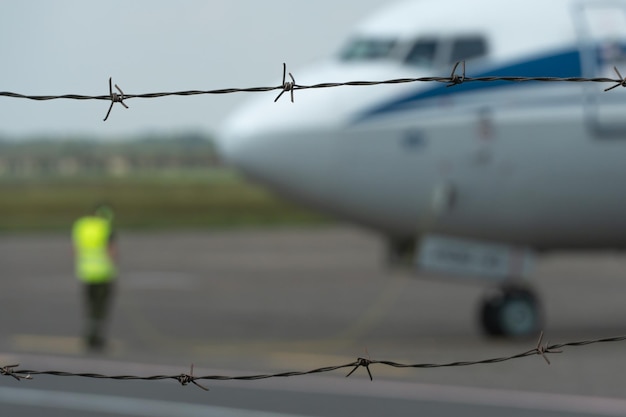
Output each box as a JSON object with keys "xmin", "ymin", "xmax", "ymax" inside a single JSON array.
[{"xmin": 0, "ymin": 132, "xmax": 219, "ymax": 178}]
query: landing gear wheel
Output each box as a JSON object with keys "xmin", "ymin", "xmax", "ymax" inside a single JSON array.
[{"xmin": 480, "ymin": 285, "xmax": 542, "ymax": 338}]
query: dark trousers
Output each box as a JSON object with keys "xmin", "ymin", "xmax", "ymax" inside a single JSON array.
[{"xmin": 84, "ymin": 281, "xmax": 114, "ymax": 349}]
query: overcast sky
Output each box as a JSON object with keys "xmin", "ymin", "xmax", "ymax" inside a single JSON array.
[{"xmin": 0, "ymin": 0, "xmax": 391, "ymax": 139}]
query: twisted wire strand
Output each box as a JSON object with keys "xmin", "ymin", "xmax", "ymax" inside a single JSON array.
[
  {"xmin": 1, "ymin": 61, "xmax": 625, "ymax": 121},
  {"xmin": 3, "ymin": 333, "xmax": 625, "ymax": 390},
  {"xmin": 0, "ymin": 76, "xmax": 620, "ymax": 101}
]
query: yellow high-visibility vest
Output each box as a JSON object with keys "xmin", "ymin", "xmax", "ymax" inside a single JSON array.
[{"xmin": 72, "ymin": 216, "xmax": 116, "ymax": 283}]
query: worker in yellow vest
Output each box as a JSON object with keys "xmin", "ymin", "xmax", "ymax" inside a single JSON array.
[{"xmin": 72, "ymin": 204, "xmax": 117, "ymax": 351}]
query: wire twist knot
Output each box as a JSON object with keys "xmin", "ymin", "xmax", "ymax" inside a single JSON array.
[
  {"xmin": 274, "ymin": 63, "xmax": 296, "ymax": 103},
  {"xmin": 447, "ymin": 61, "xmax": 466, "ymax": 87},
  {"xmin": 534, "ymin": 331, "xmax": 562, "ymax": 365},
  {"xmin": 346, "ymin": 357, "xmax": 374, "ymax": 381},
  {"xmin": 1, "ymin": 364, "xmax": 32, "ymax": 382},
  {"xmin": 103, "ymin": 77, "xmax": 129, "ymax": 121},
  {"xmin": 176, "ymin": 364, "xmax": 209, "ymax": 391}
]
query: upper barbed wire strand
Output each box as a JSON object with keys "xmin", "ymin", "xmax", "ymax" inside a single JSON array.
[{"xmin": 1, "ymin": 63, "xmax": 625, "ymax": 120}]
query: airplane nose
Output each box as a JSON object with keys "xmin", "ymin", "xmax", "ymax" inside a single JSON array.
[
  {"xmin": 215, "ymin": 109, "xmax": 262, "ymax": 174},
  {"xmin": 216, "ymin": 92, "xmax": 337, "ymax": 200},
  {"xmin": 216, "ymin": 62, "xmax": 407, "ymax": 176},
  {"xmin": 216, "ymin": 61, "xmax": 399, "ymax": 169},
  {"xmin": 216, "ymin": 106, "xmax": 284, "ymax": 183},
  {"xmin": 215, "ymin": 61, "xmax": 429, "ymax": 224}
]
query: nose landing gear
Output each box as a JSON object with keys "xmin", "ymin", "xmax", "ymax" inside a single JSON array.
[{"xmin": 480, "ymin": 284, "xmax": 542, "ymax": 337}]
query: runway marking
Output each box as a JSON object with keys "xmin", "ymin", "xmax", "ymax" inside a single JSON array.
[
  {"xmin": 239, "ymin": 375, "xmax": 626, "ymax": 417},
  {"xmin": 11, "ymin": 334, "xmax": 124, "ymax": 356},
  {"xmin": 125, "ymin": 271, "xmax": 198, "ymax": 290},
  {"xmin": 117, "ymin": 295, "xmax": 191, "ymax": 353},
  {"xmin": 12, "ymin": 335, "xmax": 84, "ymax": 355},
  {"xmin": 3, "ymin": 378, "xmax": 625, "ymax": 417},
  {"xmin": 357, "ymin": 379, "xmax": 626, "ymax": 417},
  {"xmin": 334, "ymin": 275, "xmax": 409, "ymax": 345},
  {"xmin": 0, "ymin": 386, "xmax": 307, "ymax": 417}
]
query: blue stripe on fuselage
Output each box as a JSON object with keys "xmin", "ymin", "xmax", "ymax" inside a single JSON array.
[{"xmin": 353, "ymin": 48, "xmax": 583, "ymax": 122}]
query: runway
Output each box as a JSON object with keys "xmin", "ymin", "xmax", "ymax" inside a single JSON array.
[{"xmin": 1, "ymin": 226, "xmax": 626, "ymax": 416}]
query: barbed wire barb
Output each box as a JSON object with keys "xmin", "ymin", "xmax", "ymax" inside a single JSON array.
[
  {"xmin": 346, "ymin": 357, "xmax": 374, "ymax": 381},
  {"xmin": 176, "ymin": 363, "xmax": 209, "ymax": 391},
  {"xmin": 534, "ymin": 331, "xmax": 562, "ymax": 365},
  {"xmin": 274, "ymin": 63, "xmax": 296, "ymax": 103},
  {"xmin": 103, "ymin": 77, "xmax": 128, "ymax": 121},
  {"xmin": 447, "ymin": 60, "xmax": 466, "ymax": 87},
  {"xmin": 604, "ymin": 66, "xmax": 626, "ymax": 92},
  {"xmin": 0, "ymin": 364, "xmax": 31, "ymax": 382}
]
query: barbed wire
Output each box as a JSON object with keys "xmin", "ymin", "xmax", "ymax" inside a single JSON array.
[
  {"xmin": 2, "ymin": 332, "xmax": 625, "ymax": 391},
  {"xmin": 1, "ymin": 62, "xmax": 626, "ymax": 121}
]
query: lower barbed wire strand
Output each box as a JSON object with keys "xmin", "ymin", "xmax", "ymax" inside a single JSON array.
[{"xmin": 4, "ymin": 334, "xmax": 626, "ymax": 388}]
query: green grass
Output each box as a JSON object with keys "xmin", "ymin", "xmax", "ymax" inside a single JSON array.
[{"xmin": 0, "ymin": 169, "xmax": 330, "ymax": 232}]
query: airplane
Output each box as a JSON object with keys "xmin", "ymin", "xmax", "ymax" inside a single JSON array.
[{"xmin": 216, "ymin": 0, "xmax": 626, "ymax": 338}]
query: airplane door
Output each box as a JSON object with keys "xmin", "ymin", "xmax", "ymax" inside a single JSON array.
[{"xmin": 573, "ymin": 1, "xmax": 626, "ymax": 136}]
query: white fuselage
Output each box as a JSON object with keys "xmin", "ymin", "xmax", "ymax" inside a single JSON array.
[{"xmin": 218, "ymin": 0, "xmax": 626, "ymax": 251}]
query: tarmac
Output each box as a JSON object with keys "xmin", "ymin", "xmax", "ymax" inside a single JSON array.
[{"xmin": 1, "ymin": 225, "xmax": 626, "ymax": 415}]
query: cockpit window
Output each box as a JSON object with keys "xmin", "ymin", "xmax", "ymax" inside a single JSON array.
[
  {"xmin": 449, "ymin": 36, "xmax": 488, "ymax": 63},
  {"xmin": 339, "ymin": 35, "xmax": 488, "ymax": 66},
  {"xmin": 339, "ymin": 38, "xmax": 398, "ymax": 61},
  {"xmin": 404, "ymin": 38, "xmax": 438, "ymax": 67}
]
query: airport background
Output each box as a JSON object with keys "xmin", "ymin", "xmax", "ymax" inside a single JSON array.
[
  {"xmin": 0, "ymin": 133, "xmax": 328, "ymax": 232},
  {"xmin": 3, "ymin": 1, "xmax": 626, "ymax": 416}
]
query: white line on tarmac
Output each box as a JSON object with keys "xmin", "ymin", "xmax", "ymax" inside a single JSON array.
[
  {"xmin": 0, "ymin": 386, "xmax": 306, "ymax": 417},
  {"xmin": 259, "ymin": 374, "xmax": 626, "ymax": 417}
]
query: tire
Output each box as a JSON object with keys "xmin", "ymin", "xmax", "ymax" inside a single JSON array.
[
  {"xmin": 480, "ymin": 285, "xmax": 542, "ymax": 338},
  {"xmin": 480, "ymin": 293, "xmax": 504, "ymax": 336}
]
